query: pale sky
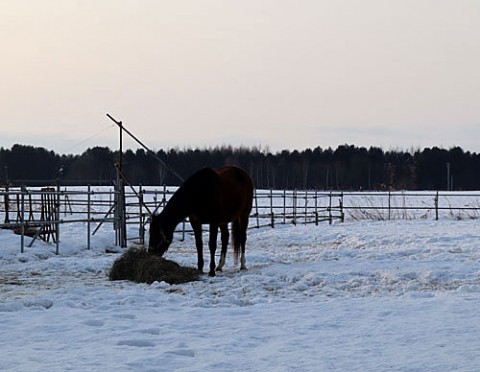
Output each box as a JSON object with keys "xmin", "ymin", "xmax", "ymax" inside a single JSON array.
[{"xmin": 1, "ymin": 0, "xmax": 479, "ymax": 154}]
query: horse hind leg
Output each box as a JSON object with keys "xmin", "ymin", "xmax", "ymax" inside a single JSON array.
[
  {"xmin": 239, "ymin": 226, "xmax": 247, "ymax": 271},
  {"xmin": 240, "ymin": 212, "xmax": 250, "ymax": 271},
  {"xmin": 232, "ymin": 219, "xmax": 248, "ymax": 271},
  {"xmin": 208, "ymin": 224, "xmax": 219, "ymax": 277},
  {"xmin": 216, "ymin": 224, "xmax": 229, "ymax": 272}
]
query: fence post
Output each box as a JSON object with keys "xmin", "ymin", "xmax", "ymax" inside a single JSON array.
[
  {"xmin": 254, "ymin": 191, "xmax": 260, "ymax": 228},
  {"xmin": 292, "ymin": 190, "xmax": 297, "ymax": 225},
  {"xmin": 87, "ymin": 185, "xmax": 91, "ymax": 250},
  {"xmin": 55, "ymin": 183, "xmax": 60, "ymax": 254},
  {"xmin": 388, "ymin": 191, "xmax": 392, "ymax": 221},
  {"xmin": 113, "ymin": 178, "xmax": 127, "ymax": 247},
  {"xmin": 435, "ymin": 191, "xmax": 439, "ymax": 221},
  {"xmin": 340, "ymin": 192, "xmax": 345, "ymax": 222},
  {"xmin": 181, "ymin": 220, "xmax": 186, "ymax": 241},
  {"xmin": 304, "ymin": 190, "xmax": 308, "ymax": 225},
  {"xmin": 139, "ymin": 184, "xmax": 144, "ymax": 245},
  {"xmin": 314, "ymin": 189, "xmax": 318, "ymax": 225},
  {"xmin": 163, "ymin": 184, "xmax": 167, "ymax": 207},
  {"xmin": 20, "ymin": 187, "xmax": 25, "ymax": 253},
  {"xmin": 4, "ymin": 185, "xmax": 10, "ymax": 224},
  {"xmin": 117, "ymin": 178, "xmax": 127, "ymax": 248},
  {"xmin": 283, "ymin": 189, "xmax": 286, "ymax": 225},
  {"xmin": 328, "ymin": 191, "xmax": 333, "ymax": 225},
  {"xmin": 114, "ymin": 182, "xmax": 119, "ymax": 246},
  {"xmin": 64, "ymin": 187, "xmax": 67, "ymax": 216},
  {"xmin": 270, "ymin": 189, "xmax": 275, "ymax": 228},
  {"xmin": 28, "ymin": 193, "xmax": 34, "ymax": 221},
  {"xmin": 16, "ymin": 194, "xmax": 21, "ymax": 222}
]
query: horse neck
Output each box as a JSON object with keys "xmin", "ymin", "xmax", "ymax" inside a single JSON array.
[{"xmin": 161, "ymin": 187, "xmax": 193, "ymax": 232}]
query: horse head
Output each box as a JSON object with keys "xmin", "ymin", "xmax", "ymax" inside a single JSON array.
[{"xmin": 148, "ymin": 214, "xmax": 172, "ymax": 256}]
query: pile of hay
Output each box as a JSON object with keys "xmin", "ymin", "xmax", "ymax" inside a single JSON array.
[{"xmin": 109, "ymin": 248, "xmax": 199, "ymax": 285}]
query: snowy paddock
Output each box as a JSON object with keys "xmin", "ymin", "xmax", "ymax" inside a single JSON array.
[{"xmin": 1, "ymin": 218, "xmax": 480, "ymax": 371}]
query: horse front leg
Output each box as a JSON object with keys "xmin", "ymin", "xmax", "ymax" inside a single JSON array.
[
  {"xmin": 216, "ymin": 224, "xmax": 229, "ymax": 272},
  {"xmin": 191, "ymin": 220, "xmax": 204, "ymax": 273},
  {"xmin": 208, "ymin": 224, "xmax": 218, "ymax": 277}
]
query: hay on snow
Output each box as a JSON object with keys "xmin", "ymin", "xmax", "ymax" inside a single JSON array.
[{"xmin": 109, "ymin": 248, "xmax": 199, "ymax": 285}]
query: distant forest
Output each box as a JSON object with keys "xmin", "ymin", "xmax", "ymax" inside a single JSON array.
[{"xmin": 1, "ymin": 144, "xmax": 479, "ymax": 190}]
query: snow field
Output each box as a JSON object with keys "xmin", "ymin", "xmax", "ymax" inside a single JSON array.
[{"xmin": 1, "ymin": 219, "xmax": 480, "ymax": 371}]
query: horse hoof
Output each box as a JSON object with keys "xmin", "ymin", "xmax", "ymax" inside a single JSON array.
[
  {"xmin": 240, "ymin": 267, "xmax": 248, "ymax": 271},
  {"xmin": 215, "ymin": 267, "xmax": 223, "ymax": 272},
  {"xmin": 208, "ymin": 271, "xmax": 216, "ymax": 277}
]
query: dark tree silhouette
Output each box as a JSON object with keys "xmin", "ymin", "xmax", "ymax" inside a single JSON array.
[{"xmin": 2, "ymin": 143, "xmax": 480, "ymax": 190}]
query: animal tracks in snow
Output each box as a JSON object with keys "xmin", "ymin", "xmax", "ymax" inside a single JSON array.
[{"xmin": 117, "ymin": 339, "xmax": 156, "ymax": 348}]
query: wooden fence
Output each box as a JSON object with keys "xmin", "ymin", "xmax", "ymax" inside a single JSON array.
[{"xmin": 1, "ymin": 185, "xmax": 480, "ymax": 253}]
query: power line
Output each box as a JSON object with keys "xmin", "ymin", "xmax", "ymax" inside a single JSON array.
[
  {"xmin": 106, "ymin": 113, "xmax": 185, "ymax": 183},
  {"xmin": 61, "ymin": 124, "xmax": 115, "ymax": 154}
]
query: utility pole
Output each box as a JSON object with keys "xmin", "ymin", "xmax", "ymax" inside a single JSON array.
[
  {"xmin": 106, "ymin": 113, "xmax": 127, "ymax": 247},
  {"xmin": 105, "ymin": 112, "xmax": 188, "ymax": 247},
  {"xmin": 106, "ymin": 113, "xmax": 124, "ymax": 171},
  {"xmin": 106, "ymin": 113, "xmax": 184, "ymax": 184}
]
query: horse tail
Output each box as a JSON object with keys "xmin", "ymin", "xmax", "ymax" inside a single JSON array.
[{"xmin": 231, "ymin": 219, "xmax": 241, "ymax": 264}]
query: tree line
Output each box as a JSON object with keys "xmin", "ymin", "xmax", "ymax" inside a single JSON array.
[{"xmin": 1, "ymin": 143, "xmax": 479, "ymax": 190}]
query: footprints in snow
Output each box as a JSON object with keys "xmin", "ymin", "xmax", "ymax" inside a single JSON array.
[
  {"xmin": 82, "ymin": 313, "xmax": 195, "ymax": 356},
  {"xmin": 117, "ymin": 339, "xmax": 156, "ymax": 348},
  {"xmin": 117, "ymin": 338, "xmax": 195, "ymax": 357}
]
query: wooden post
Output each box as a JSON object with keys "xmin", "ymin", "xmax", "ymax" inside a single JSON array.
[
  {"xmin": 87, "ymin": 185, "xmax": 91, "ymax": 250},
  {"xmin": 114, "ymin": 177, "xmax": 127, "ymax": 248},
  {"xmin": 328, "ymin": 191, "xmax": 332, "ymax": 225},
  {"xmin": 28, "ymin": 193, "xmax": 34, "ymax": 221},
  {"xmin": 270, "ymin": 189, "xmax": 274, "ymax": 228},
  {"xmin": 107, "ymin": 113, "xmax": 127, "ymax": 248},
  {"xmin": 163, "ymin": 184, "xmax": 167, "ymax": 208},
  {"xmin": 55, "ymin": 183, "xmax": 60, "ymax": 254},
  {"xmin": 304, "ymin": 190, "xmax": 308, "ymax": 225},
  {"xmin": 120, "ymin": 179, "xmax": 127, "ymax": 248},
  {"xmin": 16, "ymin": 194, "xmax": 21, "ymax": 223},
  {"xmin": 340, "ymin": 192, "xmax": 345, "ymax": 222},
  {"xmin": 388, "ymin": 191, "xmax": 392, "ymax": 221},
  {"xmin": 254, "ymin": 190, "xmax": 260, "ymax": 228},
  {"xmin": 20, "ymin": 187, "xmax": 25, "ymax": 253},
  {"xmin": 181, "ymin": 220, "xmax": 186, "ymax": 241},
  {"xmin": 139, "ymin": 184, "xmax": 144, "ymax": 245},
  {"xmin": 4, "ymin": 184, "xmax": 9, "ymax": 224},
  {"xmin": 119, "ymin": 121, "xmax": 123, "ymax": 173},
  {"xmin": 435, "ymin": 191, "xmax": 439, "ymax": 221},
  {"xmin": 292, "ymin": 190, "xmax": 297, "ymax": 225}
]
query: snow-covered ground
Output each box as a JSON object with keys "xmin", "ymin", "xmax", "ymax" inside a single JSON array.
[{"xmin": 1, "ymin": 218, "xmax": 480, "ymax": 371}]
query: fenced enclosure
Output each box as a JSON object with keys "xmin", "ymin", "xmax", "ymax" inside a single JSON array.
[
  {"xmin": 2, "ymin": 184, "xmax": 480, "ymax": 253},
  {"xmin": 343, "ymin": 191, "xmax": 480, "ymax": 221}
]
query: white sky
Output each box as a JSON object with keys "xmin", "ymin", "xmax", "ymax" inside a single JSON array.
[{"xmin": 1, "ymin": 0, "xmax": 479, "ymax": 154}]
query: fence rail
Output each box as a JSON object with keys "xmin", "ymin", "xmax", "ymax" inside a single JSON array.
[{"xmin": 2, "ymin": 185, "xmax": 480, "ymax": 253}]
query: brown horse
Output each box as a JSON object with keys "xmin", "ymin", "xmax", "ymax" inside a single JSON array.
[{"xmin": 149, "ymin": 166, "xmax": 254, "ymax": 277}]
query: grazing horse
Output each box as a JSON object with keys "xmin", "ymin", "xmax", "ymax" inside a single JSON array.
[{"xmin": 149, "ymin": 166, "xmax": 254, "ymax": 277}]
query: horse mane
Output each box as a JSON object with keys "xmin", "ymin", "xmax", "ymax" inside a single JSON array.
[{"xmin": 161, "ymin": 167, "xmax": 219, "ymax": 225}]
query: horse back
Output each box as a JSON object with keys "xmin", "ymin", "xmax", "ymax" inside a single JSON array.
[{"xmin": 188, "ymin": 166, "xmax": 253, "ymax": 224}]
